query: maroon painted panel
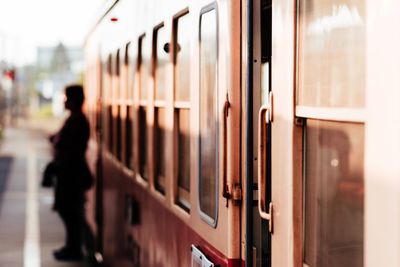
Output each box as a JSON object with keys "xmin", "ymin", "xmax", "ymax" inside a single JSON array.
[{"xmin": 92, "ymin": 154, "xmax": 238, "ymax": 266}]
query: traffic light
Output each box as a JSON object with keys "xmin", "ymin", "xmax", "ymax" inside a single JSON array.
[{"xmin": 3, "ymin": 69, "xmax": 15, "ymax": 81}]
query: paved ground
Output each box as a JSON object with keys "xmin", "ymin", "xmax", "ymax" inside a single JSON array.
[{"xmin": 0, "ymin": 118, "xmax": 88, "ymax": 267}]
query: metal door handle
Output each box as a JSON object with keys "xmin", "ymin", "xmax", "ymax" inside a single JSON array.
[
  {"xmin": 257, "ymin": 99, "xmax": 273, "ymax": 233},
  {"xmin": 222, "ymin": 98, "xmax": 230, "ymax": 207}
]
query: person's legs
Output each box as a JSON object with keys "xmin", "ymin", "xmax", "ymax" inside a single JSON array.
[
  {"xmin": 56, "ymin": 209, "xmax": 69, "ymax": 250},
  {"xmin": 55, "ymin": 208, "xmax": 83, "ymax": 260},
  {"xmin": 82, "ymin": 217, "xmax": 95, "ymax": 254},
  {"xmin": 62, "ymin": 209, "xmax": 82, "ymax": 252}
]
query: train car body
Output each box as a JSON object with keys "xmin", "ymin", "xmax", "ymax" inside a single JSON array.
[{"xmin": 84, "ymin": 0, "xmax": 400, "ymax": 266}]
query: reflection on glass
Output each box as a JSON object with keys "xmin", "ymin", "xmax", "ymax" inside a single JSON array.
[
  {"xmin": 125, "ymin": 105, "xmax": 133, "ymax": 169},
  {"xmin": 107, "ymin": 105, "xmax": 113, "ymax": 152},
  {"xmin": 174, "ymin": 13, "xmax": 191, "ymax": 210},
  {"xmin": 139, "ymin": 36, "xmax": 149, "ymax": 101},
  {"xmin": 175, "ymin": 14, "xmax": 191, "ymax": 102},
  {"xmin": 116, "ymin": 105, "xmax": 122, "ymax": 161},
  {"xmin": 175, "ymin": 108, "xmax": 190, "ymax": 208},
  {"xmin": 199, "ymin": 9, "xmax": 217, "ymax": 221},
  {"xmin": 155, "ymin": 25, "xmax": 168, "ymax": 101},
  {"xmin": 138, "ymin": 107, "xmax": 147, "ymax": 180},
  {"xmin": 127, "ymin": 43, "xmax": 135, "ymax": 100},
  {"xmin": 304, "ymin": 120, "xmax": 364, "ymax": 267},
  {"xmin": 155, "ymin": 107, "xmax": 166, "ymax": 193},
  {"xmin": 298, "ymin": 1, "xmax": 365, "ymax": 107}
]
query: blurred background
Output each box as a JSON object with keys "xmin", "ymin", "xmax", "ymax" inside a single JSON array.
[{"xmin": 0, "ymin": 0, "xmax": 101, "ymax": 133}]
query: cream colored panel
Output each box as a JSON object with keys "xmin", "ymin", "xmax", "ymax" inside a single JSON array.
[
  {"xmin": 271, "ymin": 0, "xmax": 296, "ymax": 266},
  {"xmin": 365, "ymin": 1, "xmax": 400, "ymax": 266}
]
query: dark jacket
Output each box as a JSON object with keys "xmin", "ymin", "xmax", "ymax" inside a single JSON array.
[{"xmin": 52, "ymin": 111, "xmax": 90, "ymax": 211}]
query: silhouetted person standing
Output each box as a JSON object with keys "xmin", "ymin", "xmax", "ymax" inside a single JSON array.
[{"xmin": 50, "ymin": 84, "xmax": 92, "ymax": 261}]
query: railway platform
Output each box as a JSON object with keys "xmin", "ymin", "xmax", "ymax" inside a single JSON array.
[{"xmin": 0, "ymin": 118, "xmax": 88, "ymax": 267}]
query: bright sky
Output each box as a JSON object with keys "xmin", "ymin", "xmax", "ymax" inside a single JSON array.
[{"xmin": 0, "ymin": 0, "xmax": 103, "ymax": 65}]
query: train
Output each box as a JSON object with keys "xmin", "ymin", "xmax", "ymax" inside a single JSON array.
[{"xmin": 84, "ymin": 0, "xmax": 400, "ymax": 266}]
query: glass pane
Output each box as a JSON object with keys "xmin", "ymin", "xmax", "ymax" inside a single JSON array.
[
  {"xmin": 199, "ymin": 9, "xmax": 217, "ymax": 221},
  {"xmin": 116, "ymin": 50, "xmax": 120, "ymax": 76},
  {"xmin": 155, "ymin": 107, "xmax": 167, "ymax": 193},
  {"xmin": 139, "ymin": 36, "xmax": 149, "ymax": 101},
  {"xmin": 304, "ymin": 120, "xmax": 364, "ymax": 267},
  {"xmin": 107, "ymin": 105, "xmax": 113, "ymax": 152},
  {"xmin": 175, "ymin": 108, "xmax": 190, "ymax": 208},
  {"xmin": 175, "ymin": 14, "xmax": 191, "ymax": 102},
  {"xmin": 125, "ymin": 105, "xmax": 133, "ymax": 169},
  {"xmin": 138, "ymin": 106, "xmax": 147, "ymax": 179},
  {"xmin": 116, "ymin": 105, "xmax": 122, "ymax": 161},
  {"xmin": 127, "ymin": 43, "xmax": 135, "ymax": 100},
  {"xmin": 298, "ymin": 1, "xmax": 366, "ymax": 107},
  {"xmin": 155, "ymin": 26, "xmax": 168, "ymax": 101}
]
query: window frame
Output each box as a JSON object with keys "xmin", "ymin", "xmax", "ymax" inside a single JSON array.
[
  {"xmin": 123, "ymin": 42, "xmax": 134, "ymax": 170},
  {"xmin": 153, "ymin": 22, "xmax": 168, "ymax": 195},
  {"xmin": 106, "ymin": 53, "xmax": 114, "ymax": 153},
  {"xmin": 172, "ymin": 8, "xmax": 191, "ymax": 212},
  {"xmin": 197, "ymin": 2, "xmax": 219, "ymax": 228},
  {"xmin": 137, "ymin": 34, "xmax": 149, "ymax": 182},
  {"xmin": 114, "ymin": 49, "xmax": 122, "ymax": 161}
]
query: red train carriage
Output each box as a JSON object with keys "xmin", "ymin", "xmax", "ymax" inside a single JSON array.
[{"xmin": 84, "ymin": 0, "xmax": 400, "ymax": 266}]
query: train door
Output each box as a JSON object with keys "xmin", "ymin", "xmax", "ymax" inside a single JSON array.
[
  {"xmin": 250, "ymin": 0, "xmax": 272, "ymax": 266},
  {"xmin": 254, "ymin": 0, "xmax": 367, "ymax": 266},
  {"xmin": 296, "ymin": 1, "xmax": 366, "ymax": 267},
  {"xmin": 251, "ymin": 0, "xmax": 299, "ymax": 266}
]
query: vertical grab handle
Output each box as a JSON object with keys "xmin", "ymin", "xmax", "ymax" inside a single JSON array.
[
  {"xmin": 258, "ymin": 101, "xmax": 273, "ymax": 233},
  {"xmin": 222, "ymin": 98, "xmax": 231, "ymax": 207}
]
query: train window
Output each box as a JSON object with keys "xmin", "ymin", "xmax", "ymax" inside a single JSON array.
[
  {"xmin": 97, "ymin": 60, "xmax": 103, "ymax": 146},
  {"xmin": 154, "ymin": 24, "xmax": 168, "ymax": 101},
  {"xmin": 124, "ymin": 42, "xmax": 133, "ymax": 169},
  {"xmin": 153, "ymin": 23, "xmax": 169, "ymax": 194},
  {"xmin": 107, "ymin": 105, "xmax": 113, "ymax": 152},
  {"xmin": 173, "ymin": 11, "xmax": 191, "ymax": 211},
  {"xmin": 125, "ymin": 105, "xmax": 133, "ymax": 169},
  {"xmin": 101, "ymin": 60, "xmax": 108, "ymax": 147},
  {"xmin": 199, "ymin": 5, "xmax": 218, "ymax": 225},
  {"xmin": 175, "ymin": 108, "xmax": 190, "ymax": 208},
  {"xmin": 138, "ymin": 34, "xmax": 148, "ymax": 180},
  {"xmin": 154, "ymin": 107, "xmax": 167, "ymax": 193},
  {"xmin": 138, "ymin": 106, "xmax": 147, "ymax": 180},
  {"xmin": 297, "ymin": 0, "xmax": 366, "ymax": 108},
  {"xmin": 114, "ymin": 50, "xmax": 122, "ymax": 160},
  {"xmin": 175, "ymin": 13, "xmax": 190, "ymax": 102},
  {"xmin": 116, "ymin": 105, "xmax": 122, "ymax": 161},
  {"xmin": 303, "ymin": 120, "xmax": 364, "ymax": 267},
  {"xmin": 88, "ymin": 67, "xmax": 97, "ymax": 139},
  {"xmin": 139, "ymin": 35, "xmax": 149, "ymax": 101},
  {"xmin": 107, "ymin": 54, "xmax": 114, "ymax": 152}
]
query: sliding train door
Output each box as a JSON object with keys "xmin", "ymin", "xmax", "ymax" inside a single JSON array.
[
  {"xmin": 255, "ymin": 0, "xmax": 366, "ymax": 266},
  {"xmin": 258, "ymin": 2, "xmax": 400, "ymax": 266},
  {"xmin": 252, "ymin": 0, "xmax": 296, "ymax": 266},
  {"xmin": 296, "ymin": 1, "xmax": 366, "ymax": 266},
  {"xmin": 249, "ymin": 0, "xmax": 273, "ymax": 266}
]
